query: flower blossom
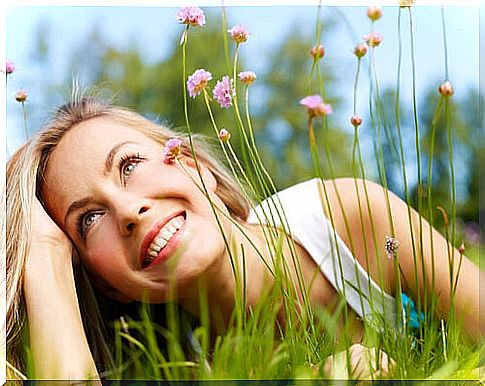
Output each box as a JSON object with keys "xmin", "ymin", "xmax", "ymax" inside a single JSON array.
[
  {"xmin": 212, "ymin": 76, "xmax": 234, "ymax": 109},
  {"xmin": 176, "ymin": 6, "xmax": 206, "ymax": 27},
  {"xmin": 238, "ymin": 70, "xmax": 256, "ymax": 85},
  {"xmin": 163, "ymin": 138, "xmax": 183, "ymax": 164},
  {"xmin": 367, "ymin": 6, "xmax": 382, "ymax": 21},
  {"xmin": 299, "ymin": 95, "xmax": 333, "ymax": 118},
  {"xmin": 310, "ymin": 45, "xmax": 325, "ymax": 60},
  {"xmin": 438, "ymin": 81, "xmax": 454, "ymax": 97},
  {"xmin": 385, "ymin": 235, "xmax": 400, "ymax": 259},
  {"xmin": 364, "ymin": 31, "xmax": 383, "ymax": 47},
  {"xmin": 219, "ymin": 128, "xmax": 231, "ymax": 142},
  {"xmin": 354, "ymin": 43, "xmax": 368, "ymax": 58},
  {"xmin": 400, "ymin": 0, "xmax": 415, "ymax": 7},
  {"xmin": 15, "ymin": 89, "xmax": 28, "ymax": 102},
  {"xmin": 458, "ymin": 243, "xmax": 466, "ymax": 254},
  {"xmin": 187, "ymin": 69, "xmax": 212, "ymax": 98},
  {"xmin": 6, "ymin": 61, "xmax": 15, "ymax": 74},
  {"xmin": 228, "ymin": 24, "xmax": 249, "ymax": 44},
  {"xmin": 350, "ymin": 115, "xmax": 363, "ymax": 127}
]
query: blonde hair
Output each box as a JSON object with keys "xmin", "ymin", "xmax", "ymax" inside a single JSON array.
[{"xmin": 4, "ymin": 96, "xmax": 251, "ymax": 377}]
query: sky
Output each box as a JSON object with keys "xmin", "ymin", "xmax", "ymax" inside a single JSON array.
[{"xmin": 4, "ymin": 4, "xmax": 480, "ymax": 154}]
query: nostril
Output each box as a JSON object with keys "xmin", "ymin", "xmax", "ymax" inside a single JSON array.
[
  {"xmin": 139, "ymin": 206, "xmax": 149, "ymax": 215},
  {"xmin": 126, "ymin": 223, "xmax": 135, "ymax": 232}
]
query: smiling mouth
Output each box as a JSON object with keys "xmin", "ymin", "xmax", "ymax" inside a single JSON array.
[{"xmin": 141, "ymin": 211, "xmax": 187, "ymax": 269}]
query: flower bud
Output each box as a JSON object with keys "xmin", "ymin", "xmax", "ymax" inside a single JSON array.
[
  {"xmin": 219, "ymin": 128, "xmax": 231, "ymax": 142},
  {"xmin": 350, "ymin": 115, "xmax": 363, "ymax": 127},
  {"xmin": 438, "ymin": 81, "xmax": 454, "ymax": 97},
  {"xmin": 310, "ymin": 45, "xmax": 325, "ymax": 59},
  {"xmin": 15, "ymin": 89, "xmax": 28, "ymax": 102},
  {"xmin": 354, "ymin": 44, "xmax": 368, "ymax": 58},
  {"xmin": 458, "ymin": 243, "xmax": 465, "ymax": 255},
  {"xmin": 367, "ymin": 6, "xmax": 382, "ymax": 21}
]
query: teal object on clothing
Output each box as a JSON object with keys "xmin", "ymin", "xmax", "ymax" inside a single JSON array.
[{"xmin": 401, "ymin": 293, "xmax": 425, "ymax": 329}]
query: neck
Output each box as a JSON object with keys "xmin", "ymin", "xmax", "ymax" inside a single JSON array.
[{"xmin": 180, "ymin": 221, "xmax": 276, "ymax": 330}]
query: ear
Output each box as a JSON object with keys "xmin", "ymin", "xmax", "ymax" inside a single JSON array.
[{"xmin": 183, "ymin": 157, "xmax": 218, "ymax": 193}]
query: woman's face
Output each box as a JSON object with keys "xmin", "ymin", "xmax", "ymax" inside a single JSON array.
[{"xmin": 42, "ymin": 117, "xmax": 232, "ymax": 303}]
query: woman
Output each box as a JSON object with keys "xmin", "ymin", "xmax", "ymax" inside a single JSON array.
[{"xmin": 5, "ymin": 96, "xmax": 483, "ymax": 381}]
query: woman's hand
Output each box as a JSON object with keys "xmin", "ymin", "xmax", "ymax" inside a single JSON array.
[
  {"xmin": 323, "ymin": 343, "xmax": 393, "ymax": 379},
  {"xmin": 31, "ymin": 197, "xmax": 71, "ymax": 249},
  {"xmin": 25, "ymin": 198, "xmax": 73, "ymax": 275}
]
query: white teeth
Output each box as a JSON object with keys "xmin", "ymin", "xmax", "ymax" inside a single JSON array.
[
  {"xmin": 161, "ymin": 230, "xmax": 173, "ymax": 240},
  {"xmin": 155, "ymin": 237, "xmax": 167, "ymax": 248},
  {"xmin": 144, "ymin": 214, "xmax": 186, "ymax": 266}
]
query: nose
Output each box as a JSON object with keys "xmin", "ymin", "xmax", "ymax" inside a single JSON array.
[{"xmin": 115, "ymin": 195, "xmax": 151, "ymax": 236}]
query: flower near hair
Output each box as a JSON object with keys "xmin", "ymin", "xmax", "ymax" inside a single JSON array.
[
  {"xmin": 438, "ymin": 81, "xmax": 454, "ymax": 97},
  {"xmin": 187, "ymin": 69, "xmax": 212, "ymax": 98},
  {"xmin": 238, "ymin": 70, "xmax": 257, "ymax": 85},
  {"xmin": 299, "ymin": 95, "xmax": 333, "ymax": 118},
  {"xmin": 163, "ymin": 138, "xmax": 183, "ymax": 164},
  {"xmin": 228, "ymin": 24, "xmax": 249, "ymax": 44},
  {"xmin": 385, "ymin": 235, "xmax": 400, "ymax": 259},
  {"xmin": 310, "ymin": 45, "xmax": 325, "ymax": 59},
  {"xmin": 176, "ymin": 6, "xmax": 206, "ymax": 27},
  {"xmin": 350, "ymin": 115, "xmax": 363, "ymax": 127},
  {"xmin": 6, "ymin": 60, "xmax": 15, "ymax": 74},
  {"xmin": 354, "ymin": 43, "xmax": 368, "ymax": 58},
  {"xmin": 15, "ymin": 89, "xmax": 28, "ymax": 102},
  {"xmin": 367, "ymin": 6, "xmax": 382, "ymax": 21},
  {"xmin": 219, "ymin": 128, "xmax": 231, "ymax": 142},
  {"xmin": 213, "ymin": 76, "xmax": 234, "ymax": 109},
  {"xmin": 363, "ymin": 31, "xmax": 383, "ymax": 47}
]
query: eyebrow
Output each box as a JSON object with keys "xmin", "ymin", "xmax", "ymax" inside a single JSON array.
[
  {"xmin": 63, "ymin": 140, "xmax": 138, "ymax": 225},
  {"xmin": 103, "ymin": 141, "xmax": 138, "ymax": 176}
]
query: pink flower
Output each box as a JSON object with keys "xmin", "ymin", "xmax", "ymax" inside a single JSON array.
[
  {"xmin": 310, "ymin": 45, "xmax": 325, "ymax": 59},
  {"xmin": 6, "ymin": 61, "xmax": 15, "ymax": 74},
  {"xmin": 238, "ymin": 70, "xmax": 256, "ymax": 85},
  {"xmin": 350, "ymin": 115, "xmax": 363, "ymax": 127},
  {"xmin": 187, "ymin": 69, "xmax": 212, "ymax": 98},
  {"xmin": 228, "ymin": 25, "xmax": 249, "ymax": 44},
  {"xmin": 176, "ymin": 6, "xmax": 206, "ymax": 27},
  {"xmin": 212, "ymin": 76, "xmax": 234, "ymax": 108},
  {"xmin": 385, "ymin": 235, "xmax": 400, "ymax": 259},
  {"xmin": 364, "ymin": 31, "xmax": 383, "ymax": 47},
  {"xmin": 299, "ymin": 95, "xmax": 332, "ymax": 118},
  {"xmin": 163, "ymin": 138, "xmax": 183, "ymax": 164},
  {"xmin": 367, "ymin": 6, "xmax": 382, "ymax": 21},
  {"xmin": 354, "ymin": 44, "xmax": 368, "ymax": 58},
  {"xmin": 438, "ymin": 81, "xmax": 454, "ymax": 97},
  {"xmin": 219, "ymin": 128, "xmax": 231, "ymax": 142},
  {"xmin": 15, "ymin": 89, "xmax": 28, "ymax": 102}
]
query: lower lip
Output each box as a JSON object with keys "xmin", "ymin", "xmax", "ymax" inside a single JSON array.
[{"xmin": 143, "ymin": 221, "xmax": 185, "ymax": 270}]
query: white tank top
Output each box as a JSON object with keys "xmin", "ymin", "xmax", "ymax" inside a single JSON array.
[{"xmin": 246, "ymin": 178, "xmax": 397, "ymax": 328}]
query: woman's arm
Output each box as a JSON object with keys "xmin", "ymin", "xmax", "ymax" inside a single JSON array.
[
  {"xmin": 23, "ymin": 199, "xmax": 100, "ymax": 381},
  {"xmin": 323, "ymin": 178, "xmax": 483, "ymax": 342}
]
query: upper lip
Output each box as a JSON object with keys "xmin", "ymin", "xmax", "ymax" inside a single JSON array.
[{"xmin": 139, "ymin": 210, "xmax": 186, "ymax": 268}]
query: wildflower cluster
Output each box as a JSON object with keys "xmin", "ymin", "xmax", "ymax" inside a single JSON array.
[
  {"xmin": 187, "ymin": 69, "xmax": 212, "ymax": 98},
  {"xmin": 176, "ymin": 6, "xmax": 206, "ymax": 27},
  {"xmin": 228, "ymin": 25, "xmax": 249, "ymax": 44}
]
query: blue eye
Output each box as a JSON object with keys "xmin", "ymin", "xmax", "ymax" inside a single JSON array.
[
  {"xmin": 78, "ymin": 212, "xmax": 102, "ymax": 238},
  {"xmin": 118, "ymin": 153, "xmax": 145, "ymax": 184},
  {"xmin": 122, "ymin": 162, "xmax": 137, "ymax": 177}
]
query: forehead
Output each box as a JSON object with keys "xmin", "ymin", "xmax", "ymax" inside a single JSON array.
[{"xmin": 41, "ymin": 117, "xmax": 156, "ymax": 221}]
